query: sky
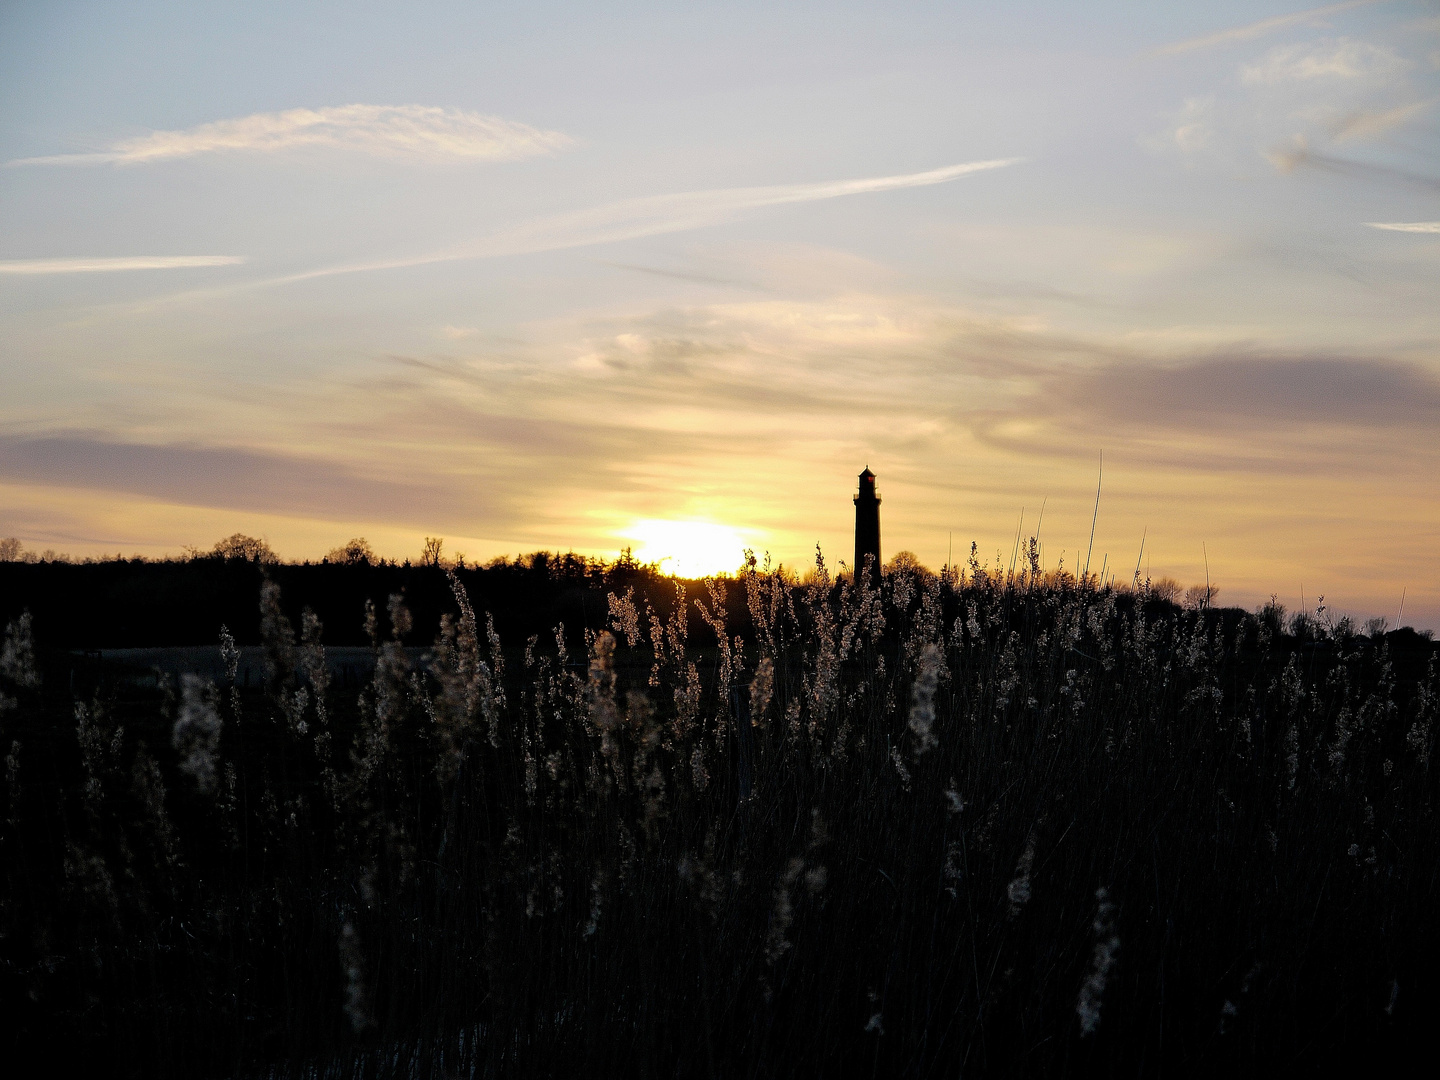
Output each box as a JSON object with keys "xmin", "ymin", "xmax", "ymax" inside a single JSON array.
[{"xmin": 1, "ymin": 0, "xmax": 1438, "ymax": 626}]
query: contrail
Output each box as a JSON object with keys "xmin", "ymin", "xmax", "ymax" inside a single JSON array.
[
  {"xmin": 0, "ymin": 255, "xmax": 245, "ymax": 275},
  {"xmin": 1365, "ymin": 221, "xmax": 1440, "ymax": 233},
  {"xmin": 270, "ymin": 158, "xmax": 1024, "ymax": 286},
  {"xmin": 99, "ymin": 158, "xmax": 1022, "ymax": 312}
]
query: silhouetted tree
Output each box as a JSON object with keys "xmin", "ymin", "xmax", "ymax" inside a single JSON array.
[{"xmin": 325, "ymin": 538, "xmax": 375, "ymax": 566}]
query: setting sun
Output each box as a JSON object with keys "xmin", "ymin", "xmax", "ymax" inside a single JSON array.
[{"xmin": 624, "ymin": 519, "xmax": 756, "ymax": 578}]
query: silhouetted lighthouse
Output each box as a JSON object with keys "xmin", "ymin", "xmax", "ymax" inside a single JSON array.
[{"xmin": 854, "ymin": 468, "xmax": 881, "ymax": 583}]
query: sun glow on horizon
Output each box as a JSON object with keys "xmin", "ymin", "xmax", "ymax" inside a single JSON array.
[{"xmin": 624, "ymin": 518, "xmax": 758, "ymax": 578}]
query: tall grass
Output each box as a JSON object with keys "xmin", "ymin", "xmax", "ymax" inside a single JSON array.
[{"xmin": 1, "ymin": 547, "xmax": 1437, "ymax": 1077}]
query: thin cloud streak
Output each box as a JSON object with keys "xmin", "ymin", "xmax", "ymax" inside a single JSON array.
[
  {"xmin": 0, "ymin": 432, "xmax": 470, "ymax": 525},
  {"xmin": 0, "ymin": 255, "xmax": 245, "ymax": 274},
  {"xmin": 1365, "ymin": 221, "xmax": 1440, "ymax": 231},
  {"xmin": 271, "ymin": 158, "xmax": 1024, "ymax": 286},
  {"xmin": 1331, "ymin": 99, "xmax": 1436, "ymax": 141},
  {"xmin": 1149, "ymin": 0, "xmax": 1388, "ymax": 57},
  {"xmin": 7, "ymin": 104, "xmax": 572, "ymax": 166},
  {"xmin": 597, "ymin": 261, "xmax": 769, "ymax": 290},
  {"xmin": 1267, "ymin": 140, "xmax": 1440, "ymax": 189}
]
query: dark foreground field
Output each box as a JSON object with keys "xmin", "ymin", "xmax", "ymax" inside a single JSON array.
[{"xmin": 1, "ymin": 551, "xmax": 1437, "ymax": 1077}]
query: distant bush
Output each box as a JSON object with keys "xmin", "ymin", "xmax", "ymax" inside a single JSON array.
[
  {"xmin": 325, "ymin": 537, "xmax": 376, "ymax": 566},
  {"xmin": 209, "ymin": 532, "xmax": 279, "ymax": 563},
  {"xmin": 1150, "ymin": 575, "xmax": 1182, "ymax": 603},
  {"xmin": 1183, "ymin": 582, "xmax": 1219, "ymax": 610},
  {"xmin": 0, "ymin": 538, "xmax": 67, "ymax": 564}
]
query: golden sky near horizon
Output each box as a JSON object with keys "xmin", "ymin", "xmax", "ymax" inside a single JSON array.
[{"xmin": 2, "ymin": 2, "xmax": 1438, "ymax": 627}]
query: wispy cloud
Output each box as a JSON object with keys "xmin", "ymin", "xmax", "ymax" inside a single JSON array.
[
  {"xmin": 1365, "ymin": 220, "xmax": 1440, "ymax": 231},
  {"xmin": 0, "ymin": 255, "xmax": 245, "ymax": 274},
  {"xmin": 597, "ymin": 260, "xmax": 768, "ymax": 290},
  {"xmin": 967, "ymin": 351, "xmax": 1440, "ymax": 480},
  {"xmin": 276, "ymin": 159, "xmax": 1023, "ymax": 284},
  {"xmin": 1151, "ymin": 1, "xmax": 1388, "ymax": 57},
  {"xmin": 1166, "ymin": 97, "xmax": 1216, "ymax": 153},
  {"xmin": 1033, "ymin": 355, "xmax": 1440, "ymax": 432},
  {"xmin": 1331, "ymin": 98, "xmax": 1436, "ymax": 140},
  {"xmin": 8, "ymin": 104, "xmax": 571, "ymax": 166},
  {"xmin": 0, "ymin": 432, "xmax": 460, "ymax": 524},
  {"xmin": 1241, "ymin": 38, "xmax": 1407, "ymax": 83}
]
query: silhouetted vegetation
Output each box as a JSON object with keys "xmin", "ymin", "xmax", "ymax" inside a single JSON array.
[
  {"xmin": 1, "ymin": 545, "xmax": 1436, "ymax": 1077},
  {"xmin": 0, "ymin": 544, "xmax": 665, "ymax": 651}
]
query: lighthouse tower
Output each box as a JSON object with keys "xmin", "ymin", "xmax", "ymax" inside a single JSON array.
[{"xmin": 853, "ymin": 468, "xmax": 881, "ymax": 583}]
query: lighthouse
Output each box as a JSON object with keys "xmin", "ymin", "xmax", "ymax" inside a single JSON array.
[{"xmin": 853, "ymin": 468, "xmax": 881, "ymax": 583}]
